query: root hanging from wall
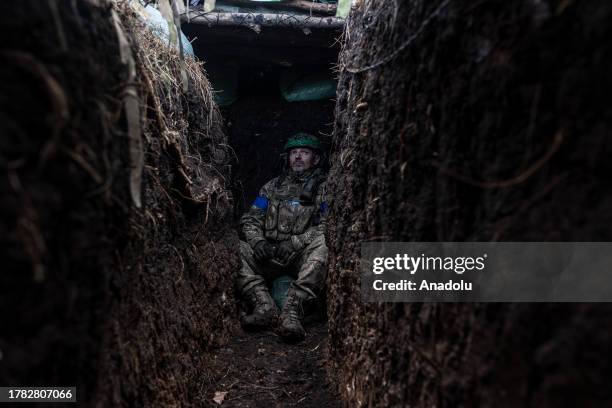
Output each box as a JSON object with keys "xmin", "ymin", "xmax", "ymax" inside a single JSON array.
[
  {"xmin": 326, "ymin": 1, "xmax": 612, "ymax": 406},
  {"xmin": 0, "ymin": 1, "xmax": 238, "ymax": 406}
]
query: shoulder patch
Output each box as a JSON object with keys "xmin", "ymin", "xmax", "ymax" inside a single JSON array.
[{"xmin": 252, "ymin": 196, "xmax": 269, "ymax": 210}]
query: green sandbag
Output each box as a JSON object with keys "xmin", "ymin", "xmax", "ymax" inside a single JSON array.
[
  {"xmin": 280, "ymin": 70, "xmax": 337, "ymax": 102},
  {"xmin": 272, "ymin": 275, "xmax": 295, "ymax": 308}
]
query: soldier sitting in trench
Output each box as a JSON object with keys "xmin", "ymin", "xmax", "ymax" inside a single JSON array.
[{"xmin": 237, "ymin": 133, "xmax": 328, "ymax": 342}]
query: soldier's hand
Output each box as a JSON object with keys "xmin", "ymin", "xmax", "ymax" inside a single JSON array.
[
  {"xmin": 253, "ymin": 241, "xmax": 275, "ymax": 262},
  {"xmin": 276, "ymin": 240, "xmax": 295, "ymax": 264}
]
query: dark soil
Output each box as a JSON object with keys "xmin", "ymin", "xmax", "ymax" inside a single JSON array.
[
  {"xmin": 0, "ymin": 2, "xmax": 238, "ymax": 406},
  {"xmin": 200, "ymin": 323, "xmax": 340, "ymax": 408},
  {"xmin": 326, "ymin": 0, "xmax": 612, "ymax": 406}
]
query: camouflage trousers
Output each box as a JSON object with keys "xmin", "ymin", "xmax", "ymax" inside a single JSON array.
[{"xmin": 237, "ymin": 235, "xmax": 328, "ymax": 300}]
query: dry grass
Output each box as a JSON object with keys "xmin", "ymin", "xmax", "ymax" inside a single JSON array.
[{"xmin": 114, "ymin": 0, "xmax": 230, "ymax": 212}]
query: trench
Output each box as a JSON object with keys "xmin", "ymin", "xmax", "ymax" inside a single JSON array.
[
  {"xmin": 180, "ymin": 16, "xmax": 341, "ymax": 407},
  {"xmin": 2, "ymin": 1, "xmax": 612, "ymax": 407},
  {"xmin": 1, "ymin": 1, "xmax": 343, "ymax": 405}
]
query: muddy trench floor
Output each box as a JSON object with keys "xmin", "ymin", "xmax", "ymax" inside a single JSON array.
[{"xmin": 200, "ymin": 321, "xmax": 340, "ymax": 407}]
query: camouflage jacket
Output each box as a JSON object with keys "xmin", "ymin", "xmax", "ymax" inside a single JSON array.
[{"xmin": 241, "ymin": 168, "xmax": 328, "ymax": 251}]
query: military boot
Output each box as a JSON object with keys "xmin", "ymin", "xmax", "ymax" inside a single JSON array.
[
  {"xmin": 278, "ymin": 288, "xmax": 308, "ymax": 342},
  {"xmin": 241, "ymin": 285, "xmax": 278, "ymax": 330}
]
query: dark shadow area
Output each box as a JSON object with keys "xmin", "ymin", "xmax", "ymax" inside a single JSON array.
[
  {"xmin": 182, "ymin": 22, "xmax": 339, "ymax": 220},
  {"xmin": 223, "ymin": 93, "xmax": 334, "ymax": 219},
  {"xmin": 201, "ymin": 322, "xmax": 340, "ymax": 407}
]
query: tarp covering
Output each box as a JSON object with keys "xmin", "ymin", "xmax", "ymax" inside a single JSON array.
[
  {"xmin": 280, "ymin": 69, "xmax": 336, "ymax": 102},
  {"xmin": 138, "ymin": 3, "xmax": 195, "ymax": 56}
]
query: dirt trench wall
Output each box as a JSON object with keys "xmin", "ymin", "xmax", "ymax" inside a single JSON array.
[
  {"xmin": 326, "ymin": 1, "xmax": 612, "ymax": 407},
  {"xmin": 0, "ymin": 1, "xmax": 238, "ymax": 406}
]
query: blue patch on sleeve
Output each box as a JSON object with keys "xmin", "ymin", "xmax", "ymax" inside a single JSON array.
[
  {"xmin": 252, "ymin": 196, "xmax": 268, "ymax": 210},
  {"xmin": 319, "ymin": 202, "xmax": 328, "ymax": 213}
]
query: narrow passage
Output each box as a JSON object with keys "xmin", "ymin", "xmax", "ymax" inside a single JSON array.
[{"xmin": 202, "ymin": 323, "xmax": 340, "ymax": 407}]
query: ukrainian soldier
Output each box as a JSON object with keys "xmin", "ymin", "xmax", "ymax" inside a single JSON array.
[{"xmin": 237, "ymin": 133, "xmax": 328, "ymax": 342}]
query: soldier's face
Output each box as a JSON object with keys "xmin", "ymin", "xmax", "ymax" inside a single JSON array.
[{"xmin": 289, "ymin": 148, "xmax": 319, "ymax": 172}]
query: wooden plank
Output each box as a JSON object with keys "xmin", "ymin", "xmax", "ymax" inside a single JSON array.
[
  {"xmin": 182, "ymin": 11, "xmax": 345, "ymax": 29},
  {"xmin": 222, "ymin": 0, "xmax": 337, "ymax": 16}
]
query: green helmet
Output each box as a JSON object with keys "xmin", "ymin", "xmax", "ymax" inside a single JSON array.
[{"xmin": 283, "ymin": 133, "xmax": 322, "ymax": 152}]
